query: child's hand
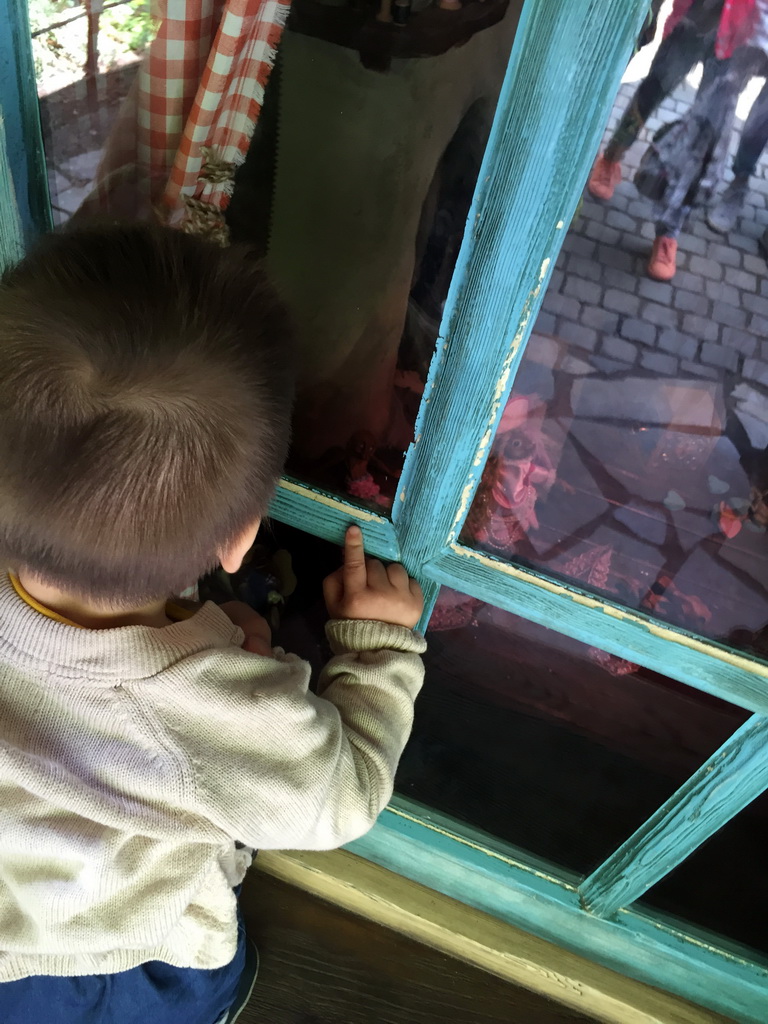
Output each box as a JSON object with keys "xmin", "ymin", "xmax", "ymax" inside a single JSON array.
[
  {"xmin": 323, "ymin": 525, "xmax": 423, "ymax": 629},
  {"xmin": 220, "ymin": 601, "xmax": 273, "ymax": 656}
]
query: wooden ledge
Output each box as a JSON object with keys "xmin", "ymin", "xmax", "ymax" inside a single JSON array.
[{"xmin": 253, "ymin": 848, "xmax": 730, "ymax": 1024}]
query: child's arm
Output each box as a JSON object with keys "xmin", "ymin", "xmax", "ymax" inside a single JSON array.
[{"xmin": 177, "ymin": 528, "xmax": 426, "ymax": 851}]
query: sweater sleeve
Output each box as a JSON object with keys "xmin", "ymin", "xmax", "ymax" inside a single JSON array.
[{"xmin": 175, "ymin": 620, "xmax": 425, "ymax": 851}]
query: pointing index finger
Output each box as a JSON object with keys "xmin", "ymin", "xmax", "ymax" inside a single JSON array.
[{"xmin": 343, "ymin": 525, "xmax": 367, "ymax": 593}]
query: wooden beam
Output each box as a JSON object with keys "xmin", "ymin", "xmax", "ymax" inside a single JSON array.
[
  {"xmin": 426, "ymin": 547, "xmax": 768, "ymax": 714},
  {"xmin": 580, "ymin": 713, "xmax": 768, "ymax": 917},
  {"xmin": 269, "ymin": 476, "xmax": 401, "ymax": 562}
]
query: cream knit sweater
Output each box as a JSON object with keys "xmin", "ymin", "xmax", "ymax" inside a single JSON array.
[{"xmin": 0, "ymin": 574, "xmax": 425, "ymax": 981}]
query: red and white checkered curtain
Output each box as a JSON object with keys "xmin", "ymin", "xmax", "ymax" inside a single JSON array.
[{"xmin": 84, "ymin": 0, "xmax": 290, "ymax": 240}]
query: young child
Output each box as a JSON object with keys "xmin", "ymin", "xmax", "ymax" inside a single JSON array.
[{"xmin": 0, "ymin": 224, "xmax": 425, "ymax": 1023}]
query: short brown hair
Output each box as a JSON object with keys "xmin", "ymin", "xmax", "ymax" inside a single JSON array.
[{"xmin": 0, "ymin": 223, "xmax": 294, "ymax": 605}]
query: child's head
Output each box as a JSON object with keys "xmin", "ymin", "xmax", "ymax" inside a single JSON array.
[{"xmin": 0, "ymin": 223, "xmax": 294, "ymax": 607}]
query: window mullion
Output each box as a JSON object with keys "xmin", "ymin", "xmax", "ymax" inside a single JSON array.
[
  {"xmin": 394, "ymin": 0, "xmax": 648, "ymax": 575},
  {"xmin": 580, "ymin": 714, "xmax": 768, "ymax": 917}
]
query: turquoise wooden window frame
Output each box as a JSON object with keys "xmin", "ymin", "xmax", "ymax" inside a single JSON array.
[
  {"xmin": 0, "ymin": 0, "xmax": 50, "ymax": 240},
  {"xmin": 4, "ymin": 0, "xmax": 768, "ymax": 1019}
]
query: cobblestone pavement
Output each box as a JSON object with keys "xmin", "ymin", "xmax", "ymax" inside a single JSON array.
[{"xmin": 535, "ymin": 77, "xmax": 768, "ymax": 448}]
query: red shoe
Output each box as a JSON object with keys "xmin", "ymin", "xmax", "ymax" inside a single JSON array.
[
  {"xmin": 587, "ymin": 155, "xmax": 622, "ymax": 200},
  {"xmin": 647, "ymin": 235, "xmax": 678, "ymax": 281}
]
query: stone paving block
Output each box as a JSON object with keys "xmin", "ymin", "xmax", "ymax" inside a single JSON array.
[
  {"xmin": 700, "ymin": 342, "xmax": 739, "ymax": 372},
  {"xmin": 674, "ymin": 249, "xmax": 690, "ymax": 272},
  {"xmin": 581, "ymin": 305, "xmax": 619, "ymax": 334},
  {"xmin": 61, "ymin": 149, "xmax": 102, "ymax": 182},
  {"xmin": 657, "ymin": 329, "xmax": 699, "ymax": 360},
  {"xmin": 749, "ymin": 313, "xmax": 768, "ymax": 336},
  {"xmin": 678, "ymin": 232, "xmax": 708, "ymax": 257},
  {"xmin": 628, "ymin": 200, "xmax": 652, "ymax": 220},
  {"xmin": 613, "ymin": 181, "xmax": 637, "ymax": 201},
  {"xmin": 604, "ymin": 288, "xmax": 640, "ymax": 316},
  {"xmin": 742, "ymin": 359, "xmax": 768, "ymax": 387},
  {"xmin": 682, "ymin": 312, "xmax": 719, "ymax": 343},
  {"xmin": 742, "ymin": 253, "xmax": 768, "ymax": 277},
  {"xmin": 602, "ymin": 336, "xmax": 638, "ymax": 364},
  {"xmin": 681, "ymin": 359, "xmax": 719, "ymax": 379},
  {"xmin": 567, "ymin": 254, "xmax": 602, "ymax": 282},
  {"xmin": 563, "ymin": 234, "xmax": 596, "ymax": 259},
  {"xmin": 542, "ymin": 292, "xmax": 580, "ymax": 320},
  {"xmin": 585, "ymin": 221, "xmax": 621, "ymax": 246},
  {"xmin": 580, "ymin": 199, "xmax": 606, "ymax": 223},
  {"xmin": 711, "ymin": 302, "xmax": 747, "ymax": 329},
  {"xmin": 564, "ymin": 276, "xmax": 602, "ymax": 305},
  {"xmin": 689, "ymin": 255, "xmax": 724, "ymax": 281},
  {"xmin": 638, "ymin": 278, "xmax": 673, "ymax": 304},
  {"xmin": 691, "ymin": 218, "xmax": 724, "ymax": 243},
  {"xmin": 621, "ymin": 232, "xmax": 650, "ymax": 256},
  {"xmin": 736, "ymin": 219, "xmax": 764, "ymax": 241},
  {"xmin": 641, "ymin": 350, "xmax": 678, "ymax": 375},
  {"xmin": 639, "ymin": 220, "xmax": 656, "ymax": 241},
  {"xmin": 721, "ymin": 327, "xmax": 757, "ymax": 356},
  {"xmin": 742, "ymin": 203, "xmax": 758, "ymax": 224},
  {"xmin": 549, "ymin": 269, "xmax": 564, "ymax": 294},
  {"xmin": 644, "ymin": 301, "xmax": 679, "ymax": 328},
  {"xmin": 606, "ymin": 209, "xmax": 637, "ymax": 233},
  {"xmin": 674, "ymin": 288, "xmax": 705, "ymax": 314},
  {"xmin": 598, "ymin": 245, "xmax": 634, "ymax": 272},
  {"xmin": 762, "ymin": 340, "xmax": 768, "ymax": 361},
  {"xmin": 534, "ymin": 310, "xmax": 556, "ymax": 336},
  {"xmin": 621, "ymin": 318, "xmax": 657, "ymax": 346},
  {"xmin": 674, "ymin": 269, "xmax": 704, "ymax": 293},
  {"xmin": 706, "ymin": 241, "xmax": 741, "ymax": 268},
  {"xmin": 705, "ymin": 280, "xmax": 740, "ymax": 305},
  {"xmin": 602, "ymin": 266, "xmax": 638, "ymax": 293},
  {"xmin": 724, "ymin": 267, "xmax": 757, "ymax": 291},
  {"xmin": 729, "ymin": 230, "xmax": 759, "ymax": 256},
  {"xmin": 590, "ymin": 355, "xmax": 632, "ymax": 375},
  {"xmin": 558, "ymin": 319, "xmax": 599, "ymax": 351},
  {"xmin": 610, "ymin": 194, "xmax": 631, "ymax": 213}
]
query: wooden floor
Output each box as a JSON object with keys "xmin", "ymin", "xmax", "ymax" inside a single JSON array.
[{"xmin": 238, "ymin": 870, "xmax": 595, "ymax": 1024}]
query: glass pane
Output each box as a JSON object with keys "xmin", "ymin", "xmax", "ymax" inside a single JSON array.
[
  {"xmin": 463, "ymin": 15, "xmax": 768, "ymax": 651},
  {"xmin": 30, "ymin": 0, "xmax": 152, "ymax": 220},
  {"xmin": 231, "ymin": 521, "xmax": 748, "ymax": 881},
  {"xmin": 394, "ymin": 586, "xmax": 747, "ymax": 876},
  {"xmin": 641, "ymin": 796, "xmax": 768, "ymax": 958},
  {"xmin": 31, "ymin": 0, "xmax": 523, "ymax": 512}
]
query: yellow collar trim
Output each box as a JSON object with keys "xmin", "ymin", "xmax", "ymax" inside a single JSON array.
[
  {"xmin": 9, "ymin": 574, "xmax": 196, "ymax": 628},
  {"xmin": 9, "ymin": 573, "xmax": 84, "ymax": 628}
]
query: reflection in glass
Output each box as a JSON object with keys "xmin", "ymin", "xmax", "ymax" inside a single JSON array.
[
  {"xmin": 31, "ymin": 0, "xmax": 522, "ymax": 511},
  {"xmin": 463, "ymin": 11, "xmax": 768, "ymax": 650},
  {"xmin": 643, "ymin": 795, "xmax": 768, "ymax": 957},
  {"xmin": 395, "ymin": 590, "xmax": 746, "ymax": 876},
  {"xmin": 30, "ymin": 0, "xmax": 151, "ymax": 222}
]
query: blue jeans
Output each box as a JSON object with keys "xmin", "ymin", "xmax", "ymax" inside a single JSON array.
[{"xmin": 0, "ymin": 910, "xmax": 246, "ymax": 1024}]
